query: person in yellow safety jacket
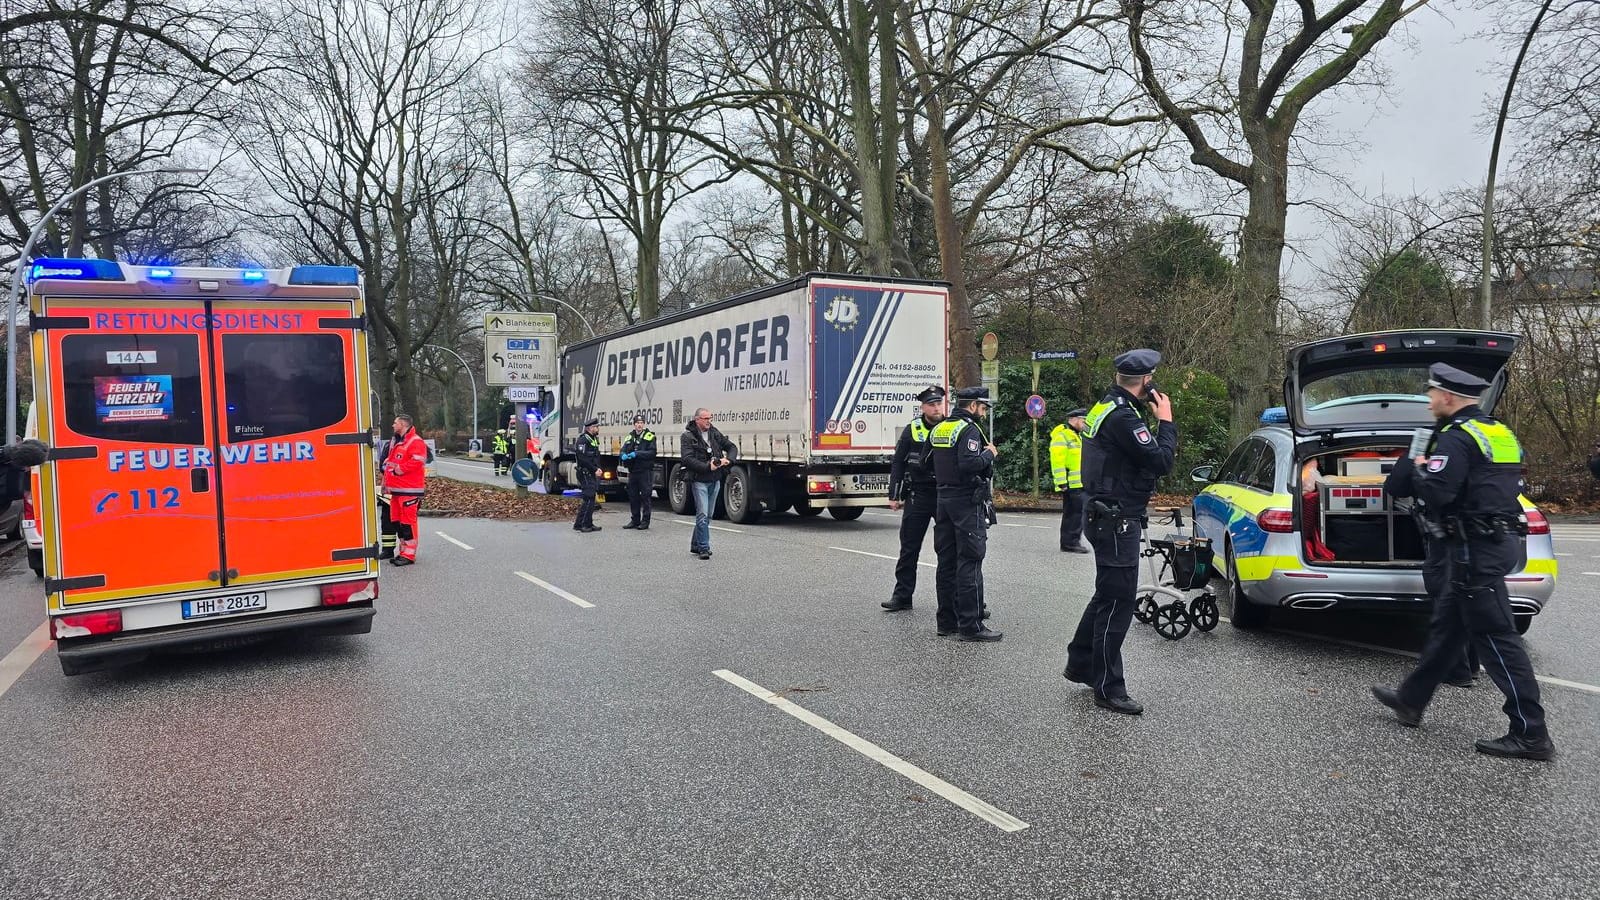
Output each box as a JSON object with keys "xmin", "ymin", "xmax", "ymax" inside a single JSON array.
[
  {"xmin": 1051, "ymin": 408, "xmax": 1089, "ymax": 553},
  {"xmin": 491, "ymin": 430, "xmax": 511, "ymax": 476}
]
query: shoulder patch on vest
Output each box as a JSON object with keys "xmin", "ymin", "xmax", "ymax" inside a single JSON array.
[
  {"xmin": 1134, "ymin": 425, "xmax": 1152, "ymax": 445},
  {"xmin": 1426, "ymin": 455, "xmax": 1449, "ymax": 473},
  {"xmin": 966, "ymin": 438, "xmax": 980, "ymax": 452}
]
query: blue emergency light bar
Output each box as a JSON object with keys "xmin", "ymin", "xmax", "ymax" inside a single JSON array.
[
  {"xmin": 148, "ymin": 267, "xmax": 175, "ymax": 279},
  {"xmin": 28, "ymin": 258, "xmax": 125, "ymax": 282},
  {"xmin": 288, "ymin": 265, "xmax": 360, "ymax": 286},
  {"xmin": 1260, "ymin": 406, "xmax": 1289, "ymax": 424},
  {"xmin": 241, "ymin": 268, "xmax": 267, "ymax": 282}
]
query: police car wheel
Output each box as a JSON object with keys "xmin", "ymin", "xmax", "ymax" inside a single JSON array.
[
  {"xmin": 1514, "ymin": 614, "xmax": 1532, "ymax": 635},
  {"xmin": 1225, "ymin": 543, "xmax": 1266, "ymax": 629}
]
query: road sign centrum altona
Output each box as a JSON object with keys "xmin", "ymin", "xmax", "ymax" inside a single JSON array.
[{"xmin": 484, "ymin": 311, "xmax": 559, "ymax": 386}]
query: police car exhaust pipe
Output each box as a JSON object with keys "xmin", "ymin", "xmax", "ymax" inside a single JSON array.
[{"xmin": 1287, "ymin": 597, "xmax": 1340, "ymax": 610}]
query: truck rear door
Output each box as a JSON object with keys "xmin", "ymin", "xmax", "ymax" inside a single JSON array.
[
  {"xmin": 36, "ymin": 299, "xmax": 224, "ymax": 604},
  {"xmin": 209, "ymin": 300, "xmax": 375, "ymax": 585}
]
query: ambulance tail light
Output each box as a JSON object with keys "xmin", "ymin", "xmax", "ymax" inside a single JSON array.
[
  {"xmin": 1257, "ymin": 508, "xmax": 1296, "ymax": 533},
  {"xmin": 808, "ymin": 479, "xmax": 836, "ymax": 494},
  {"xmin": 20, "ymin": 491, "xmax": 33, "ymax": 531},
  {"xmin": 28, "ymin": 258, "xmax": 124, "ymax": 282},
  {"xmin": 51, "ymin": 611, "xmax": 123, "ymax": 639},
  {"xmin": 1523, "ymin": 508, "xmax": 1550, "ymax": 536},
  {"xmin": 321, "ymin": 579, "xmax": 377, "ymax": 606}
]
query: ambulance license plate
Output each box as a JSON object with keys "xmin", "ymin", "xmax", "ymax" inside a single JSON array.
[{"xmin": 182, "ymin": 592, "xmax": 267, "ymax": 620}]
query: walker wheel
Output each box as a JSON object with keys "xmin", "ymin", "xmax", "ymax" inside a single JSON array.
[
  {"xmin": 1152, "ymin": 602, "xmax": 1192, "ymax": 641},
  {"xmin": 1189, "ymin": 594, "xmax": 1220, "ymax": 632},
  {"xmin": 1134, "ymin": 593, "xmax": 1159, "ymax": 625}
]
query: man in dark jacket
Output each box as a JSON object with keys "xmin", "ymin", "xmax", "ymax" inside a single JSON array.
[
  {"xmin": 681, "ymin": 407, "xmax": 737, "ymax": 560},
  {"xmin": 573, "ymin": 417, "xmax": 602, "ymax": 533},
  {"xmin": 621, "ymin": 414, "xmax": 658, "ymax": 530}
]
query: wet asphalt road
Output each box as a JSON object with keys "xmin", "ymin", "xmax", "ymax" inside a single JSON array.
[{"xmin": 1, "ymin": 505, "xmax": 1598, "ymax": 899}]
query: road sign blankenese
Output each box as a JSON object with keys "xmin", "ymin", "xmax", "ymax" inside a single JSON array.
[{"xmin": 484, "ymin": 311, "xmax": 558, "ymax": 386}]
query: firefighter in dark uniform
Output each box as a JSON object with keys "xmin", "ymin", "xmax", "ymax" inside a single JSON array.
[
  {"xmin": 621, "ymin": 414, "xmax": 657, "ymax": 530},
  {"xmin": 574, "ymin": 417, "xmax": 602, "ymax": 533},
  {"xmin": 929, "ymin": 386, "xmax": 1002, "ymax": 642},
  {"xmin": 1372, "ymin": 363, "xmax": 1554, "ymax": 760},
  {"xmin": 1063, "ymin": 349, "xmax": 1177, "ymax": 715},
  {"xmin": 882, "ymin": 385, "xmax": 948, "ymax": 612}
]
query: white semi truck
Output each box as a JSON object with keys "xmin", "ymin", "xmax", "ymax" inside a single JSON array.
[{"xmin": 544, "ymin": 272, "xmax": 950, "ymax": 523}]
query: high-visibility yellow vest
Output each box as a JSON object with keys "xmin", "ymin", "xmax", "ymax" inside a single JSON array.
[
  {"xmin": 1445, "ymin": 418, "xmax": 1523, "ymax": 464},
  {"xmin": 1049, "ymin": 423, "xmax": 1083, "ymax": 489}
]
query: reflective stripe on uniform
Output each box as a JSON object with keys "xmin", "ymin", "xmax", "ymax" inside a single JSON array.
[
  {"xmin": 930, "ymin": 418, "xmax": 969, "ymax": 448},
  {"xmin": 1448, "ymin": 418, "xmax": 1523, "ymax": 464},
  {"xmin": 910, "ymin": 419, "xmax": 930, "ymax": 443},
  {"xmin": 1083, "ymin": 401, "xmax": 1115, "ymax": 439}
]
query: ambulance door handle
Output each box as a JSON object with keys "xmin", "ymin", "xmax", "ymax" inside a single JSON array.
[{"xmin": 191, "ymin": 467, "xmax": 210, "ymax": 493}]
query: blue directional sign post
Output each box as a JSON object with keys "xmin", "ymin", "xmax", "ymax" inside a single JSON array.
[{"xmin": 1029, "ymin": 350, "xmax": 1076, "ymax": 496}]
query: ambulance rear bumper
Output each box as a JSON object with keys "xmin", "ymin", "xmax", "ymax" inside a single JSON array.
[{"xmin": 56, "ymin": 604, "xmax": 375, "ymax": 676}]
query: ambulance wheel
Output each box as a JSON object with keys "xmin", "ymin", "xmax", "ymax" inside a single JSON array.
[
  {"xmin": 27, "ymin": 548, "xmax": 43, "ymax": 578},
  {"xmin": 1134, "ymin": 593, "xmax": 1158, "ymax": 624},
  {"xmin": 724, "ymin": 465, "xmax": 764, "ymax": 524},
  {"xmin": 1189, "ymin": 594, "xmax": 1220, "ymax": 632},
  {"xmin": 667, "ymin": 465, "xmax": 693, "ymax": 515},
  {"xmin": 1152, "ymin": 602, "xmax": 1191, "ymax": 641},
  {"xmin": 828, "ymin": 507, "xmax": 864, "ymax": 522}
]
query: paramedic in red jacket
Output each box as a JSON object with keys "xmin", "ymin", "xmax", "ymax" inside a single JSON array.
[{"xmin": 383, "ymin": 414, "xmax": 428, "ymax": 565}]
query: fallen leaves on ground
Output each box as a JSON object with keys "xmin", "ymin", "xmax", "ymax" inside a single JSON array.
[
  {"xmin": 420, "ymin": 476, "xmax": 575, "ymax": 521},
  {"xmin": 993, "ymin": 489, "xmax": 1192, "ymax": 512}
]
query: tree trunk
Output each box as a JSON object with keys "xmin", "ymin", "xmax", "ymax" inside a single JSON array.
[
  {"xmin": 924, "ymin": 92, "xmax": 977, "ymax": 387},
  {"xmin": 845, "ymin": 0, "xmax": 892, "ymax": 275},
  {"xmin": 637, "ymin": 219, "xmax": 661, "ymax": 320},
  {"xmin": 1232, "ymin": 129, "xmax": 1290, "ymax": 433}
]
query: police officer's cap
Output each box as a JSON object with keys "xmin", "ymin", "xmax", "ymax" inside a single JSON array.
[
  {"xmin": 1067, "ymin": 407, "xmax": 1088, "ymax": 419},
  {"xmin": 584, "ymin": 416, "xmax": 601, "ymax": 427},
  {"xmin": 953, "ymin": 385, "xmax": 991, "ymax": 402},
  {"xmin": 915, "ymin": 385, "xmax": 947, "ymax": 404},
  {"xmin": 633, "ymin": 414, "xmax": 646, "ymax": 423},
  {"xmin": 1427, "ymin": 362, "xmax": 1489, "ymax": 398},
  {"xmin": 1114, "ymin": 348, "xmax": 1161, "ymax": 376}
]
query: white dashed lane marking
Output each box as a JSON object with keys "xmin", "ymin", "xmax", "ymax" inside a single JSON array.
[
  {"xmin": 435, "ymin": 532, "xmax": 474, "ymax": 550},
  {"xmin": 0, "ymin": 623, "xmax": 51, "ymax": 702},
  {"xmin": 830, "ymin": 546, "xmax": 935, "ymax": 568},
  {"xmin": 515, "ymin": 571, "xmax": 595, "ymax": 608}
]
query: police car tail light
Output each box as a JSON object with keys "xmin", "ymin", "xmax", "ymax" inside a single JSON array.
[
  {"xmin": 20, "ymin": 492, "xmax": 33, "ymax": 531},
  {"xmin": 808, "ymin": 479, "xmax": 836, "ymax": 493},
  {"xmin": 321, "ymin": 579, "xmax": 377, "ymax": 606},
  {"xmin": 1523, "ymin": 509, "xmax": 1550, "ymax": 536},
  {"xmin": 51, "ymin": 610, "xmax": 123, "ymax": 639},
  {"xmin": 1257, "ymin": 508, "xmax": 1295, "ymax": 533},
  {"xmin": 601, "ymin": 470, "xmax": 614, "ymax": 479}
]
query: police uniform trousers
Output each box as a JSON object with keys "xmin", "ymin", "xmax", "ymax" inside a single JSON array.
[
  {"xmin": 626, "ymin": 466, "xmax": 652, "ymax": 525},
  {"xmin": 934, "ymin": 489, "xmax": 986, "ymax": 632},
  {"xmin": 575, "ymin": 472, "xmax": 598, "ymax": 529},
  {"xmin": 1399, "ymin": 533, "xmax": 1546, "ymax": 738},
  {"xmin": 1060, "ymin": 487, "xmax": 1086, "ymax": 549},
  {"xmin": 1420, "ymin": 537, "xmax": 1479, "ymax": 680},
  {"xmin": 1065, "ymin": 514, "xmax": 1142, "ymax": 699},
  {"xmin": 890, "ymin": 485, "xmax": 938, "ymax": 605}
]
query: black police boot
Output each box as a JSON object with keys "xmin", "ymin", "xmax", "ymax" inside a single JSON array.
[
  {"xmin": 1063, "ymin": 667, "xmax": 1089, "ymax": 685},
  {"xmin": 582, "ymin": 525, "xmax": 602, "ymax": 533},
  {"xmin": 1474, "ymin": 733, "xmax": 1555, "ymax": 761},
  {"xmin": 881, "ymin": 598, "xmax": 913, "ymax": 611},
  {"xmin": 958, "ymin": 627, "xmax": 1002, "ymax": 642},
  {"xmin": 936, "ymin": 623, "xmax": 958, "ymax": 637},
  {"xmin": 981, "ymin": 606, "xmax": 992, "ymax": 620},
  {"xmin": 623, "ymin": 521, "xmax": 639, "ymax": 529},
  {"xmin": 1063, "ymin": 544, "xmax": 1090, "ymax": 554},
  {"xmin": 1094, "ymin": 695, "xmax": 1143, "ymax": 715},
  {"xmin": 1371, "ymin": 686, "xmax": 1422, "ymax": 727},
  {"xmin": 640, "ymin": 519, "xmax": 650, "ymax": 530}
]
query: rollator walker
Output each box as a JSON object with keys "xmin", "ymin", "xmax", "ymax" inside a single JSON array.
[{"xmin": 1132, "ymin": 506, "xmax": 1220, "ymax": 640}]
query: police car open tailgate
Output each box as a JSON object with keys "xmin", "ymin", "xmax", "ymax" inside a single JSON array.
[{"xmin": 30, "ymin": 265, "xmax": 379, "ymax": 609}]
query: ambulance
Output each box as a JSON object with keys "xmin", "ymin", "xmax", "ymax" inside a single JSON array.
[{"xmin": 27, "ymin": 259, "xmax": 381, "ymax": 675}]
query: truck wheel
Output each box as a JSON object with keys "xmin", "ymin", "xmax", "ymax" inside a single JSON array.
[
  {"xmin": 27, "ymin": 548, "xmax": 43, "ymax": 578},
  {"xmin": 724, "ymin": 465, "xmax": 764, "ymax": 524},
  {"xmin": 541, "ymin": 458, "xmax": 563, "ymax": 494},
  {"xmin": 1226, "ymin": 543, "xmax": 1266, "ymax": 629},
  {"xmin": 828, "ymin": 506, "xmax": 864, "ymax": 522},
  {"xmin": 795, "ymin": 502, "xmax": 823, "ymax": 517},
  {"xmin": 668, "ymin": 465, "xmax": 693, "ymax": 515}
]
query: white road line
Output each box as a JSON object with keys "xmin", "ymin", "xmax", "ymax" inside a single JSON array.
[
  {"xmin": 1553, "ymin": 537, "xmax": 1600, "ymax": 542},
  {"xmin": 865, "ymin": 510, "xmax": 897, "ymax": 517},
  {"xmin": 1581, "ymin": 572, "xmax": 1600, "ymax": 577},
  {"xmin": 830, "ymin": 546, "xmax": 935, "ymax": 568},
  {"xmin": 999, "ymin": 523, "xmax": 1051, "ymax": 530},
  {"xmin": 436, "ymin": 459, "xmax": 489, "ymax": 469},
  {"xmin": 670, "ymin": 519, "xmax": 744, "ymax": 534},
  {"xmin": 1271, "ymin": 628, "xmax": 1600, "ymax": 695},
  {"xmin": 435, "ymin": 531, "xmax": 474, "ymax": 550},
  {"xmin": 713, "ymin": 669, "xmax": 1029, "ymax": 833},
  {"xmin": 0, "ymin": 623, "xmax": 51, "ymax": 701},
  {"xmin": 1554, "ymin": 553, "xmax": 1573, "ymax": 557},
  {"xmin": 514, "ymin": 571, "xmax": 595, "ymax": 608}
]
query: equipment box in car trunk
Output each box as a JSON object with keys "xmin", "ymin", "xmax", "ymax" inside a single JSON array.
[{"xmin": 1318, "ymin": 477, "xmax": 1424, "ymax": 563}]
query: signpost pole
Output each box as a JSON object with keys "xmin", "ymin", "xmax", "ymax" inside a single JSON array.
[
  {"xmin": 514, "ymin": 402, "xmax": 530, "ymax": 498},
  {"xmin": 1031, "ymin": 361, "xmax": 1041, "ymax": 498}
]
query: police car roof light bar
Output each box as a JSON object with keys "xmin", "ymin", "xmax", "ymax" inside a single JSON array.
[
  {"xmin": 288, "ymin": 265, "xmax": 360, "ymax": 286},
  {"xmin": 1260, "ymin": 406, "xmax": 1290, "ymax": 425},
  {"xmin": 27, "ymin": 258, "xmax": 125, "ymax": 283}
]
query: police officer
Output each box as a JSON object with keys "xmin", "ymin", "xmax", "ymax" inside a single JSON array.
[
  {"xmin": 882, "ymin": 385, "xmax": 948, "ymax": 612},
  {"xmin": 1051, "ymin": 408, "xmax": 1089, "ymax": 553},
  {"xmin": 1372, "ymin": 363, "xmax": 1554, "ymax": 760},
  {"xmin": 491, "ymin": 429, "xmax": 511, "ymax": 476},
  {"xmin": 620, "ymin": 414, "xmax": 657, "ymax": 530},
  {"xmin": 929, "ymin": 386, "xmax": 1002, "ymax": 642},
  {"xmin": 574, "ymin": 417, "xmax": 602, "ymax": 533},
  {"xmin": 1063, "ymin": 349, "xmax": 1176, "ymax": 714}
]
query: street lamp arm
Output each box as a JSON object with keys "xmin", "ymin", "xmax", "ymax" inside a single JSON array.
[
  {"xmin": 421, "ymin": 343, "xmax": 480, "ymax": 447},
  {"xmin": 6, "ymin": 166, "xmax": 208, "ymax": 441},
  {"xmin": 532, "ymin": 293, "xmax": 597, "ymax": 338}
]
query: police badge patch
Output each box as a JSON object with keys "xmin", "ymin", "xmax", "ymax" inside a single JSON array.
[
  {"xmin": 1426, "ymin": 455, "xmax": 1449, "ymax": 473},
  {"xmin": 966, "ymin": 438, "xmax": 980, "ymax": 452},
  {"xmin": 1134, "ymin": 426, "xmax": 1152, "ymax": 445}
]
